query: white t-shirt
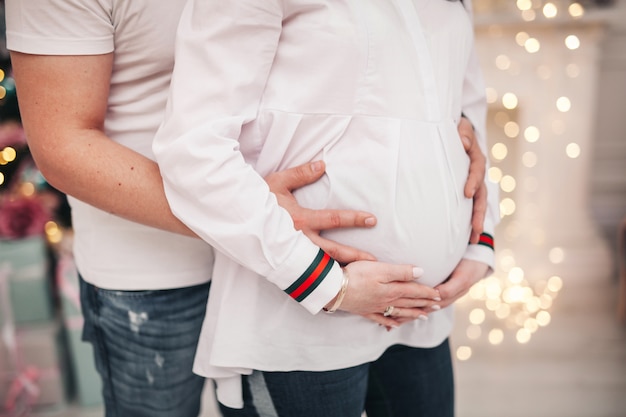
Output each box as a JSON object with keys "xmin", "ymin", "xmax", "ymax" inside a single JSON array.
[
  {"xmin": 6, "ymin": 0, "xmax": 216, "ymax": 290},
  {"xmin": 153, "ymin": 0, "xmax": 499, "ymax": 408}
]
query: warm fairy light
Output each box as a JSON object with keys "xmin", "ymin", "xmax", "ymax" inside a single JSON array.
[
  {"xmin": 495, "ymin": 54, "xmax": 512, "ymax": 70},
  {"xmin": 524, "ymin": 318, "xmax": 539, "ymax": 333},
  {"xmin": 491, "ymin": 143, "xmax": 508, "ymax": 161},
  {"xmin": 524, "ymin": 126, "xmax": 540, "ymax": 143},
  {"xmin": 547, "ymin": 276, "xmax": 564, "ymax": 292},
  {"xmin": 0, "ymin": 173, "xmax": 4, "ymax": 186},
  {"xmin": 489, "ymin": 329, "xmax": 504, "ymax": 345},
  {"xmin": 457, "ymin": 1, "xmax": 584, "ymax": 353},
  {"xmin": 484, "ymin": 277, "xmax": 503, "ymax": 299},
  {"xmin": 521, "ymin": 10, "xmax": 536, "ymax": 22},
  {"xmin": 20, "ymin": 182, "xmax": 36, "ymax": 197},
  {"xmin": 515, "ymin": 31, "xmax": 530, "ymax": 46},
  {"xmin": 516, "ymin": 328, "xmax": 532, "ymax": 344},
  {"xmin": 565, "ymin": 35, "xmax": 580, "ymax": 50},
  {"xmin": 508, "ymin": 267, "xmax": 524, "ymax": 284},
  {"xmin": 486, "ymin": 87, "xmax": 498, "ymax": 103},
  {"xmin": 0, "ymin": 69, "xmax": 4, "ymax": 82},
  {"xmin": 566, "ymin": 143, "xmax": 581, "ymax": 158},
  {"xmin": 549, "ymin": 247, "xmax": 565, "ymax": 264},
  {"xmin": 456, "ymin": 346, "xmax": 472, "ymax": 361},
  {"xmin": 536, "ymin": 311, "xmax": 552, "ymax": 327},
  {"xmin": 500, "ymin": 175, "xmax": 516, "ymax": 193},
  {"xmin": 504, "ymin": 121, "xmax": 520, "ymax": 138},
  {"xmin": 556, "ymin": 96, "xmax": 571, "ymax": 112},
  {"xmin": 522, "ymin": 151, "xmax": 538, "ymax": 168},
  {"xmin": 525, "ymin": 297, "xmax": 541, "ymax": 314},
  {"xmin": 539, "ymin": 294, "xmax": 553, "ymax": 310},
  {"xmin": 569, "ymin": 3, "xmax": 584, "ymax": 18},
  {"xmin": 524, "ymin": 38, "xmax": 541, "ymax": 53},
  {"xmin": 502, "ymin": 92, "xmax": 518, "ymax": 109},
  {"xmin": 499, "ymin": 198, "xmax": 516, "ymax": 217},
  {"xmin": 45, "ymin": 221, "xmax": 64, "ymax": 244},
  {"xmin": 1, "ymin": 147, "xmax": 17, "ymax": 163},
  {"xmin": 488, "ymin": 166, "xmax": 503, "ymax": 183},
  {"xmin": 469, "ymin": 308, "xmax": 486, "ymax": 325},
  {"xmin": 0, "ymin": 87, "xmax": 6, "ymax": 100},
  {"xmin": 543, "ymin": 2, "xmax": 558, "ymax": 18}
]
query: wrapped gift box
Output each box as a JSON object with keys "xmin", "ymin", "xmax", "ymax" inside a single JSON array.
[
  {"xmin": 0, "ymin": 236, "xmax": 53, "ymax": 324},
  {"xmin": 56, "ymin": 255, "xmax": 103, "ymax": 407}
]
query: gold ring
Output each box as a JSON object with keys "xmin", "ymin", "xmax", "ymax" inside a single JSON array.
[{"xmin": 383, "ymin": 306, "xmax": 395, "ymax": 317}]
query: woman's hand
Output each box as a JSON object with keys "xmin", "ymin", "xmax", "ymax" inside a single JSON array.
[
  {"xmin": 330, "ymin": 261, "xmax": 442, "ymax": 328},
  {"xmin": 433, "ymin": 258, "xmax": 489, "ymax": 309}
]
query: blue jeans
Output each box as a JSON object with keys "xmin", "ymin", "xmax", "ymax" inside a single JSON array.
[
  {"xmin": 365, "ymin": 340, "xmax": 454, "ymax": 417},
  {"xmin": 219, "ymin": 340, "xmax": 453, "ymax": 417},
  {"xmin": 79, "ymin": 276, "xmax": 210, "ymax": 417},
  {"xmin": 219, "ymin": 364, "xmax": 370, "ymax": 417}
]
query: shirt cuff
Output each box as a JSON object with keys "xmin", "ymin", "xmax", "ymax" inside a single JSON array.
[
  {"xmin": 463, "ymin": 232, "xmax": 496, "ymax": 277},
  {"xmin": 265, "ymin": 237, "xmax": 343, "ymax": 315}
]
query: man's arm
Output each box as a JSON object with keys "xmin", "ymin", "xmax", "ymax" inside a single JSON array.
[
  {"xmin": 11, "ymin": 51, "xmax": 378, "ymax": 257},
  {"xmin": 10, "ymin": 52, "xmax": 196, "ymax": 237}
]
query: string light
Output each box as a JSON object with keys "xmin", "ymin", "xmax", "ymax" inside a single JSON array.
[{"xmin": 453, "ymin": 0, "xmax": 594, "ymax": 359}]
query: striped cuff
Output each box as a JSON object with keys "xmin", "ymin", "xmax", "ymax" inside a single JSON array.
[
  {"xmin": 476, "ymin": 232, "xmax": 494, "ymax": 250},
  {"xmin": 284, "ymin": 249, "xmax": 335, "ymax": 302}
]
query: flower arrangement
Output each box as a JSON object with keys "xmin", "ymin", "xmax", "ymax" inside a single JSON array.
[
  {"xmin": 0, "ymin": 195, "xmax": 51, "ymax": 239},
  {"xmin": 0, "ymin": 121, "xmax": 57, "ymax": 240}
]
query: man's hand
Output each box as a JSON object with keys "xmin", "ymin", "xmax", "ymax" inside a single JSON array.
[
  {"xmin": 265, "ymin": 161, "xmax": 377, "ymax": 264},
  {"xmin": 458, "ymin": 117, "xmax": 488, "ymax": 244},
  {"xmin": 433, "ymin": 259, "xmax": 489, "ymax": 309}
]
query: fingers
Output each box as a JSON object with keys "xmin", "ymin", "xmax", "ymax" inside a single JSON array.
[
  {"xmin": 302, "ymin": 208, "xmax": 377, "ymax": 231},
  {"xmin": 306, "ymin": 233, "xmax": 376, "ymax": 263},
  {"xmin": 436, "ymin": 259, "xmax": 490, "ymax": 308},
  {"xmin": 383, "ymin": 307, "xmax": 430, "ymax": 321},
  {"xmin": 458, "ymin": 117, "xmax": 475, "ymax": 152},
  {"xmin": 464, "ymin": 146, "xmax": 486, "ymax": 199},
  {"xmin": 265, "ymin": 160, "xmax": 326, "ymax": 192},
  {"xmin": 470, "ymin": 182, "xmax": 487, "ymax": 244},
  {"xmin": 361, "ymin": 313, "xmax": 402, "ymax": 328}
]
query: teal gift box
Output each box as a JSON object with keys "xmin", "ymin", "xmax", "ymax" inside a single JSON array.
[
  {"xmin": 56, "ymin": 255, "xmax": 103, "ymax": 407},
  {"xmin": 0, "ymin": 236, "xmax": 53, "ymax": 324}
]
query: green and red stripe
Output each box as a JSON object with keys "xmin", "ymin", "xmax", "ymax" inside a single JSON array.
[
  {"xmin": 477, "ymin": 232, "xmax": 494, "ymax": 250},
  {"xmin": 285, "ymin": 249, "xmax": 335, "ymax": 302}
]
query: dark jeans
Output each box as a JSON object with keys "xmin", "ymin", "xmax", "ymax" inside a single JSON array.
[
  {"xmin": 366, "ymin": 340, "xmax": 454, "ymax": 417},
  {"xmin": 80, "ymin": 276, "xmax": 210, "ymax": 417},
  {"xmin": 219, "ymin": 340, "xmax": 454, "ymax": 417}
]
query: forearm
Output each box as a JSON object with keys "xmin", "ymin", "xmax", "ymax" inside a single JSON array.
[{"xmin": 30, "ymin": 128, "xmax": 196, "ymax": 237}]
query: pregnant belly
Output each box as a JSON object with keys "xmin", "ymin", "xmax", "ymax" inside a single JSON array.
[{"xmin": 293, "ymin": 118, "xmax": 473, "ymax": 287}]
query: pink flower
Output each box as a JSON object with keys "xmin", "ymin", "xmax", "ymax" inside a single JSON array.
[
  {"xmin": 0, "ymin": 122, "xmax": 27, "ymax": 149},
  {"xmin": 0, "ymin": 197, "xmax": 51, "ymax": 239}
]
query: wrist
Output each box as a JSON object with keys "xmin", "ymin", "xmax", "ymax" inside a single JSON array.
[{"xmin": 322, "ymin": 268, "xmax": 349, "ymax": 313}]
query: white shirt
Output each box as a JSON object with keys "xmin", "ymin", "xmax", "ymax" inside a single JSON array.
[
  {"xmin": 6, "ymin": 0, "xmax": 216, "ymax": 290},
  {"xmin": 153, "ymin": 0, "xmax": 499, "ymax": 408}
]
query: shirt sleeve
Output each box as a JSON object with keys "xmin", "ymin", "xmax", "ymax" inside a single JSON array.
[
  {"xmin": 152, "ymin": 0, "xmax": 343, "ymax": 313},
  {"xmin": 461, "ymin": 1, "xmax": 500, "ymax": 274},
  {"xmin": 5, "ymin": 0, "xmax": 113, "ymax": 55}
]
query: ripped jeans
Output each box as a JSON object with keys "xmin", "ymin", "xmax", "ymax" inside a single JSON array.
[{"xmin": 79, "ymin": 276, "xmax": 210, "ymax": 417}]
